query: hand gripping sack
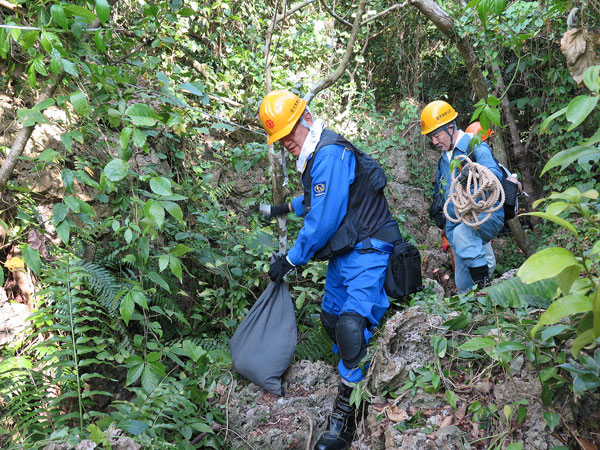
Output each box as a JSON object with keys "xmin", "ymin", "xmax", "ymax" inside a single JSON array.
[
  {"xmin": 384, "ymin": 241, "xmax": 423, "ymax": 300},
  {"xmin": 229, "ymin": 281, "xmax": 297, "ymax": 396}
]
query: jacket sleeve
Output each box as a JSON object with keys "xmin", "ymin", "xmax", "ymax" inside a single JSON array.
[
  {"xmin": 287, "ymin": 145, "xmax": 355, "ymax": 266},
  {"xmin": 291, "ymin": 196, "xmax": 305, "ymax": 217}
]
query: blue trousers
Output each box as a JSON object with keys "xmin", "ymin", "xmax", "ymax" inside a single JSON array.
[
  {"xmin": 446, "ymin": 213, "xmax": 503, "ymax": 293},
  {"xmin": 321, "ymin": 248, "xmax": 390, "ymax": 382}
]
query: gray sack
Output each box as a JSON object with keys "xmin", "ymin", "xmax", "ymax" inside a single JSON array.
[{"xmin": 229, "ymin": 281, "xmax": 297, "ymax": 396}]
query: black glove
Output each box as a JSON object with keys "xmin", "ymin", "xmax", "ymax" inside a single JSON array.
[
  {"xmin": 259, "ymin": 203, "xmax": 290, "ymax": 220},
  {"xmin": 268, "ymin": 254, "xmax": 295, "ymax": 282},
  {"xmin": 457, "ymin": 166, "xmax": 471, "ymax": 187}
]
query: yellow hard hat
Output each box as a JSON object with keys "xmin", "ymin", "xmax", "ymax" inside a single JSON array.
[
  {"xmin": 259, "ymin": 90, "xmax": 307, "ymax": 144},
  {"xmin": 420, "ymin": 100, "xmax": 458, "ymax": 135}
]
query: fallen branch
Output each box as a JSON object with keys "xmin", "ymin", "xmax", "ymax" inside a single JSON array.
[{"xmin": 0, "ymin": 0, "xmax": 26, "ymax": 15}]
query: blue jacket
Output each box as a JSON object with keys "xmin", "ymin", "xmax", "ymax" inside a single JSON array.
[
  {"xmin": 288, "ymin": 143, "xmax": 355, "ymax": 266},
  {"xmin": 434, "ymin": 133, "xmax": 504, "ymax": 228}
]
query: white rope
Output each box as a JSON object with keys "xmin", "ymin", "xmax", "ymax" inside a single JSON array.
[{"xmin": 443, "ymin": 155, "xmax": 504, "ymax": 229}]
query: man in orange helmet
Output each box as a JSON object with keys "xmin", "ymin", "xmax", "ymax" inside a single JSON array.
[
  {"xmin": 421, "ymin": 101, "xmax": 504, "ymax": 293},
  {"xmin": 258, "ymin": 90, "xmax": 401, "ymax": 450}
]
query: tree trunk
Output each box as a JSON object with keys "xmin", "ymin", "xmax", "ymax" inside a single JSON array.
[
  {"xmin": 264, "ymin": 1, "xmax": 289, "ymax": 252},
  {"xmin": 0, "ymin": 75, "xmax": 65, "ymax": 191}
]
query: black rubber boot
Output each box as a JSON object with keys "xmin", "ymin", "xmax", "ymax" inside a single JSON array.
[
  {"xmin": 314, "ymin": 382, "xmax": 356, "ymax": 450},
  {"xmin": 468, "ymin": 265, "xmax": 491, "ymax": 289}
]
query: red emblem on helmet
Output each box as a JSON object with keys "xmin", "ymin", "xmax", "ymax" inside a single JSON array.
[{"xmin": 266, "ymin": 119, "xmax": 275, "ymax": 129}]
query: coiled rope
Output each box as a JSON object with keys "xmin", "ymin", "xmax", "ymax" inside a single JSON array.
[{"xmin": 443, "ymin": 155, "xmax": 504, "ymax": 229}]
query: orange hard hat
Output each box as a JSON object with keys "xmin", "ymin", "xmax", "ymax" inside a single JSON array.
[
  {"xmin": 420, "ymin": 100, "xmax": 458, "ymax": 135},
  {"xmin": 465, "ymin": 121, "xmax": 494, "ymax": 141},
  {"xmin": 259, "ymin": 90, "xmax": 307, "ymax": 144}
]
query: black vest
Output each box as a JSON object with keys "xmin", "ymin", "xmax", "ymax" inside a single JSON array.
[{"xmin": 303, "ymin": 129, "xmax": 393, "ymax": 261}]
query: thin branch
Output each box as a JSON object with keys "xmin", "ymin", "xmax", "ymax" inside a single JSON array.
[
  {"xmin": 361, "ymin": 2, "xmax": 409, "ymax": 26},
  {"xmin": 276, "ymin": 0, "xmax": 316, "ymax": 21},
  {"xmin": 0, "ymin": 0, "xmax": 26, "ymax": 15},
  {"xmin": 319, "ymin": 0, "xmax": 353, "ymax": 27},
  {"xmin": 304, "ymin": 0, "xmax": 368, "ymax": 104}
]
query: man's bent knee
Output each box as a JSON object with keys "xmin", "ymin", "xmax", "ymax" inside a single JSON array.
[{"xmin": 336, "ymin": 313, "xmax": 367, "ymax": 369}]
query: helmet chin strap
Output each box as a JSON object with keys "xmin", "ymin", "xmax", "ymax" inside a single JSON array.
[
  {"xmin": 439, "ymin": 120, "xmax": 457, "ymax": 152},
  {"xmin": 299, "ymin": 106, "xmax": 313, "ymax": 130}
]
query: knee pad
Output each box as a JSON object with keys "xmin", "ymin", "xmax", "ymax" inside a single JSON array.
[
  {"xmin": 320, "ymin": 309, "xmax": 339, "ymax": 344},
  {"xmin": 335, "ymin": 313, "xmax": 367, "ymax": 369}
]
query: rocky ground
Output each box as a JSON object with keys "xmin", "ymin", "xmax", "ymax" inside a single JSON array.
[{"xmin": 224, "ymin": 305, "xmax": 566, "ymax": 450}]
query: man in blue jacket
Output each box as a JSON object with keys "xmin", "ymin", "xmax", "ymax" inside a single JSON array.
[
  {"xmin": 259, "ymin": 90, "xmax": 400, "ymax": 450},
  {"xmin": 421, "ymin": 100, "xmax": 504, "ymax": 293}
]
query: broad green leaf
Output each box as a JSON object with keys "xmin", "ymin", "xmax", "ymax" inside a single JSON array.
[
  {"xmin": 148, "ymin": 271, "xmax": 170, "ymax": 292},
  {"xmin": 557, "ymin": 265, "xmax": 580, "ymax": 296},
  {"xmin": 549, "ymin": 187, "xmax": 582, "ymax": 203},
  {"xmin": 582, "ymin": 189, "xmax": 599, "ymax": 199},
  {"xmin": 56, "ymin": 220, "xmax": 70, "ymax": 244},
  {"xmin": 487, "ymin": 276, "xmax": 557, "ymax": 309},
  {"xmin": 144, "ymin": 199, "xmax": 165, "ymax": 228},
  {"xmin": 53, "ymin": 203, "xmax": 69, "ymax": 224},
  {"xmin": 132, "ymin": 128, "xmax": 146, "ymax": 148},
  {"xmin": 583, "ymin": 65, "xmax": 600, "ymax": 92},
  {"xmin": 521, "ymin": 212, "xmax": 577, "ymax": 235},
  {"xmin": 61, "ymin": 168, "xmax": 74, "ymax": 193},
  {"xmin": 545, "ymin": 201, "xmax": 571, "ymax": 216},
  {"xmin": 63, "ymin": 4, "xmax": 97, "ymax": 22},
  {"xmin": 37, "ymin": 148, "xmax": 60, "ymax": 163},
  {"xmin": 571, "ymin": 329, "xmax": 595, "ymax": 357},
  {"xmin": 162, "ymin": 201, "xmax": 183, "ymax": 221},
  {"xmin": 442, "ymin": 314, "xmax": 469, "ymax": 330},
  {"xmin": 61, "ymin": 58, "xmax": 78, "ymax": 77},
  {"xmin": 518, "ymin": 247, "xmax": 578, "ymax": 284},
  {"xmin": 88, "ymin": 424, "xmax": 105, "ymax": 444},
  {"xmin": 459, "ymin": 337, "xmax": 496, "ymax": 352},
  {"xmin": 566, "ymin": 95, "xmax": 599, "ymax": 130},
  {"xmin": 171, "ymin": 244, "xmax": 193, "ymax": 257},
  {"xmin": 491, "ymin": 0, "xmax": 506, "ymax": 15},
  {"xmin": 50, "ymin": 4, "xmax": 68, "ymax": 28},
  {"xmin": 125, "ymin": 103, "xmax": 157, "ymax": 127},
  {"xmin": 125, "ymin": 362, "xmax": 143, "ymax": 386},
  {"xmin": 505, "ymin": 443, "xmax": 523, "ymax": 450},
  {"xmin": 541, "ymin": 145, "xmax": 600, "ymax": 175},
  {"xmin": 118, "ymin": 419, "xmax": 148, "ymax": 435},
  {"xmin": 95, "ymin": 0, "xmax": 110, "ymax": 24},
  {"xmin": 476, "ymin": 0, "xmax": 489, "ymax": 25},
  {"xmin": 539, "ymin": 107, "xmax": 567, "ymax": 133},
  {"xmin": 170, "ymin": 256, "xmax": 183, "ymax": 282},
  {"xmin": 573, "ymin": 373, "xmax": 600, "ymax": 396},
  {"xmin": 103, "ymin": 159, "xmax": 129, "ymax": 182},
  {"xmin": 120, "ymin": 291, "xmax": 135, "ymax": 325},
  {"xmin": 21, "ymin": 245, "xmax": 41, "ymax": 275},
  {"xmin": 594, "ymin": 288, "xmax": 600, "ymax": 339},
  {"xmin": 149, "ymin": 177, "xmax": 172, "ymax": 196},
  {"xmin": 70, "ymin": 91, "xmax": 89, "ymax": 117},
  {"xmin": 158, "ymin": 254, "xmax": 169, "ymax": 272},
  {"xmin": 131, "ymin": 290, "xmax": 148, "ymax": 309},
  {"xmin": 487, "ymin": 95, "xmax": 501, "ymax": 106},
  {"xmin": 141, "ymin": 361, "xmax": 165, "ymax": 392},
  {"xmin": 531, "ymin": 295, "xmax": 593, "ymax": 337},
  {"xmin": 445, "ymin": 389, "xmax": 458, "ymax": 409},
  {"xmin": 94, "ymin": 30, "xmax": 106, "ymax": 53},
  {"xmin": 495, "ymin": 341, "xmax": 525, "ymax": 352},
  {"xmin": 120, "ymin": 127, "xmax": 132, "ymax": 151},
  {"xmin": 178, "ymin": 81, "xmax": 205, "ymax": 96},
  {"xmin": 64, "ymin": 196, "xmax": 80, "ymax": 213}
]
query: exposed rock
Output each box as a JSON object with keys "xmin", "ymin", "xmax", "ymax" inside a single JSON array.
[
  {"xmin": 0, "ymin": 299, "xmax": 30, "ymax": 347},
  {"xmin": 369, "ymin": 308, "xmax": 443, "ymax": 393}
]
